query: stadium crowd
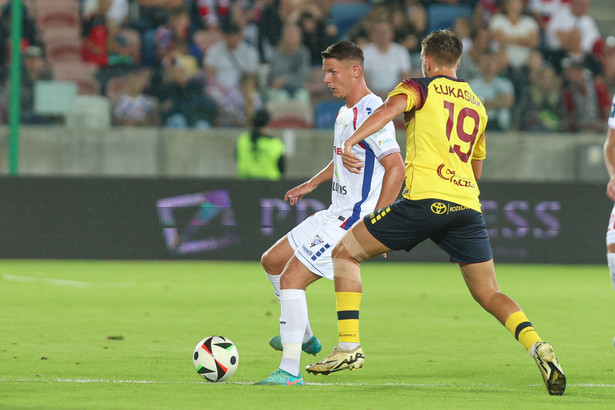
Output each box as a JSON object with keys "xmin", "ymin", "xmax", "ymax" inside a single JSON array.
[{"xmin": 0, "ymin": 0, "xmax": 614, "ymax": 133}]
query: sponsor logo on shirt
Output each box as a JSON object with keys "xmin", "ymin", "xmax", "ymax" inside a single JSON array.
[
  {"xmin": 436, "ymin": 164, "xmax": 475, "ymax": 188},
  {"xmin": 332, "ymin": 180, "xmax": 347, "ymax": 195}
]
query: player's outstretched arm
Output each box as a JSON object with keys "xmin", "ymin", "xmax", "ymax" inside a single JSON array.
[
  {"xmin": 604, "ymin": 127, "xmax": 615, "ymax": 201},
  {"xmin": 342, "ymin": 94, "xmax": 408, "ymax": 174},
  {"xmin": 284, "ymin": 160, "xmax": 334, "ymax": 206}
]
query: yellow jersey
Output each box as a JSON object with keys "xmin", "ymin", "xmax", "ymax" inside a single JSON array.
[{"xmin": 389, "ymin": 76, "xmax": 487, "ymax": 212}]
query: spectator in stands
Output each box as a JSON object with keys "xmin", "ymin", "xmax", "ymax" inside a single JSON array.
[
  {"xmin": 162, "ymin": 41, "xmax": 200, "ymax": 80},
  {"xmin": 472, "ymin": 0, "xmax": 501, "ymax": 29},
  {"xmin": 362, "ymin": 19, "xmax": 412, "ymax": 99},
  {"xmin": 236, "ymin": 108, "xmax": 285, "ymax": 180},
  {"xmin": 458, "ymin": 27, "xmax": 493, "ymax": 81},
  {"xmin": 348, "ymin": 4, "xmax": 390, "ymax": 48},
  {"xmin": 297, "ymin": 10, "xmax": 337, "ymax": 66},
  {"xmin": 133, "ymin": 0, "xmax": 184, "ymax": 32},
  {"xmin": 390, "ymin": 4, "xmax": 423, "ymax": 65},
  {"xmin": 205, "ymin": 18, "xmax": 260, "ymax": 126},
  {"xmin": 82, "ymin": 0, "xmax": 133, "ymax": 67},
  {"xmin": 82, "ymin": 3, "xmax": 109, "ymax": 67},
  {"xmin": 191, "ymin": 0, "xmax": 233, "ymax": 29},
  {"xmin": 266, "ymin": 21, "xmax": 310, "ymax": 103},
  {"xmin": 562, "ymin": 58, "xmax": 611, "ymax": 133},
  {"xmin": 597, "ymin": 36, "xmax": 615, "ymax": 91},
  {"xmin": 154, "ymin": 7, "xmax": 196, "ymax": 63},
  {"xmin": 0, "ymin": 1, "xmax": 39, "ymax": 84},
  {"xmin": 112, "ymin": 68, "xmax": 157, "ymax": 126},
  {"xmin": 515, "ymin": 65, "xmax": 566, "ymax": 132},
  {"xmin": 527, "ymin": 0, "xmax": 571, "ymax": 31},
  {"xmin": 279, "ymin": 0, "xmax": 330, "ymax": 21},
  {"xmin": 454, "ymin": 15, "xmax": 473, "ymax": 54},
  {"xmin": 488, "ymin": 0, "xmax": 540, "ymax": 100},
  {"xmin": 257, "ymin": 0, "xmax": 284, "ymax": 63},
  {"xmin": 469, "ymin": 51, "xmax": 515, "ymax": 131},
  {"xmin": 1, "ymin": 46, "xmax": 53, "ymax": 125},
  {"xmin": 82, "ymin": 0, "xmax": 129, "ymax": 27},
  {"xmin": 135, "ymin": 0, "xmax": 184, "ymax": 66},
  {"xmin": 227, "ymin": 1, "xmax": 261, "ymax": 48},
  {"xmin": 159, "ymin": 57, "xmax": 217, "ymax": 129},
  {"xmin": 403, "ymin": 0, "xmax": 427, "ymax": 38},
  {"xmin": 544, "ymin": 0, "xmax": 601, "ymax": 73}
]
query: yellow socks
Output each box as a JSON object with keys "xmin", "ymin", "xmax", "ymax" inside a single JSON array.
[
  {"xmin": 336, "ymin": 291, "xmax": 362, "ymax": 345},
  {"xmin": 504, "ymin": 311, "xmax": 541, "ymax": 351}
]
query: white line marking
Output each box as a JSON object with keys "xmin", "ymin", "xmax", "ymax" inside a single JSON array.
[
  {"xmin": 0, "ymin": 378, "xmax": 614, "ymax": 388},
  {"xmin": 1, "ymin": 274, "xmax": 141, "ymax": 288}
]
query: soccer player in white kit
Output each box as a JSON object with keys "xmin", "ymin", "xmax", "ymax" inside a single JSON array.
[
  {"xmin": 255, "ymin": 41, "xmax": 405, "ymax": 385},
  {"xmin": 603, "ymin": 93, "xmax": 615, "ymax": 346}
]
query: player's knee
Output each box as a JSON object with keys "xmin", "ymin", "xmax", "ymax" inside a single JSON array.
[{"xmin": 261, "ymin": 249, "xmax": 279, "ymax": 275}]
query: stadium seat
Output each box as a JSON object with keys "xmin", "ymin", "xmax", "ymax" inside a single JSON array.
[
  {"xmin": 329, "ymin": 2, "xmax": 372, "ymax": 40},
  {"xmin": 314, "ymin": 99, "xmax": 344, "ymax": 129},
  {"xmin": 267, "ymin": 99, "xmax": 314, "ymax": 129},
  {"xmin": 44, "ymin": 35, "xmax": 82, "ymax": 63},
  {"xmin": 426, "ymin": 4, "xmax": 472, "ymax": 32},
  {"xmin": 35, "ymin": 0, "xmax": 80, "ymax": 30},
  {"xmin": 40, "ymin": 26, "xmax": 81, "ymax": 44},
  {"xmin": 52, "ymin": 62, "xmax": 100, "ymax": 95}
]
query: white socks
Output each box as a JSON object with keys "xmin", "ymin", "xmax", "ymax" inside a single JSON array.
[
  {"xmin": 607, "ymin": 253, "xmax": 615, "ymax": 289},
  {"xmin": 266, "ymin": 273, "xmax": 281, "ymax": 301},
  {"xmin": 279, "ymin": 289, "xmax": 308, "ymax": 376}
]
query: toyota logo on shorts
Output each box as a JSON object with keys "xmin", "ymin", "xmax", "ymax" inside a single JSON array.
[{"xmin": 431, "ymin": 202, "xmax": 447, "ymax": 214}]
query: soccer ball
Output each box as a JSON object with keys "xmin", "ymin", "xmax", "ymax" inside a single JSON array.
[{"xmin": 193, "ymin": 336, "xmax": 239, "ymax": 382}]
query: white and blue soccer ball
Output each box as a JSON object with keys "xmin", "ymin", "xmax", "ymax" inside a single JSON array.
[{"xmin": 193, "ymin": 336, "xmax": 239, "ymax": 382}]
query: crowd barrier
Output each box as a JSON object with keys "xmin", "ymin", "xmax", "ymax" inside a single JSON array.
[{"xmin": 0, "ymin": 176, "xmax": 609, "ymax": 264}]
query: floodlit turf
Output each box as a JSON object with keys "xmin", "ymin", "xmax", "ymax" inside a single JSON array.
[{"xmin": 1, "ymin": 260, "xmax": 614, "ymax": 409}]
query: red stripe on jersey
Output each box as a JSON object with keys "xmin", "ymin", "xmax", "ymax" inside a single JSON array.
[{"xmin": 353, "ymin": 107, "xmax": 358, "ymax": 130}]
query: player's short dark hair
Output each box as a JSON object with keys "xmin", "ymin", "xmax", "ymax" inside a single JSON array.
[
  {"xmin": 421, "ymin": 29, "xmax": 463, "ymax": 67},
  {"xmin": 321, "ymin": 41, "xmax": 364, "ymax": 66}
]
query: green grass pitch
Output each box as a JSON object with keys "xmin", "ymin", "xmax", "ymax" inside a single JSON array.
[{"xmin": 1, "ymin": 260, "xmax": 614, "ymax": 409}]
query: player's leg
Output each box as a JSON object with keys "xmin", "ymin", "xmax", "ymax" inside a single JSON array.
[
  {"xmin": 333, "ymin": 221, "xmax": 390, "ymax": 347},
  {"xmin": 306, "ymin": 220, "xmax": 391, "ymax": 375},
  {"xmin": 605, "ymin": 205, "xmax": 615, "ymax": 290},
  {"xmin": 606, "ymin": 205, "xmax": 615, "ymax": 349},
  {"xmin": 255, "ymin": 257, "xmax": 321, "ymax": 385},
  {"xmin": 459, "ymin": 260, "xmax": 565, "ymax": 395},
  {"xmin": 261, "ymin": 235, "xmax": 294, "ymax": 301}
]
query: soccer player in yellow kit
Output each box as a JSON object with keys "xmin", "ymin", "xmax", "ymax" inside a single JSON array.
[{"xmin": 306, "ymin": 29, "xmax": 566, "ymax": 396}]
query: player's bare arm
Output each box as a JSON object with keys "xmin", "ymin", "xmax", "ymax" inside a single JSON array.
[
  {"xmin": 284, "ymin": 160, "xmax": 334, "ymax": 206},
  {"xmin": 471, "ymin": 159, "xmax": 483, "ymax": 181},
  {"xmin": 374, "ymin": 152, "xmax": 405, "ymax": 210},
  {"xmin": 342, "ymin": 94, "xmax": 409, "ymax": 174},
  {"xmin": 604, "ymin": 128, "xmax": 615, "ymax": 201}
]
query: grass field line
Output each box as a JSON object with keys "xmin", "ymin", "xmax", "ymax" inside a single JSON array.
[
  {"xmin": 1, "ymin": 273, "xmax": 142, "ymax": 288},
  {"xmin": 1, "ymin": 378, "xmax": 614, "ymax": 388}
]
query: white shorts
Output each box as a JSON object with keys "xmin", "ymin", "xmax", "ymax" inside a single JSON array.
[
  {"xmin": 608, "ymin": 204, "xmax": 615, "ymax": 246},
  {"xmin": 288, "ymin": 209, "xmax": 349, "ymax": 280}
]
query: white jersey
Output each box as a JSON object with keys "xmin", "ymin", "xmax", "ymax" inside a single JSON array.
[
  {"xmin": 327, "ymin": 93, "xmax": 400, "ymax": 229},
  {"xmin": 609, "ymin": 94, "xmax": 615, "ymax": 130}
]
